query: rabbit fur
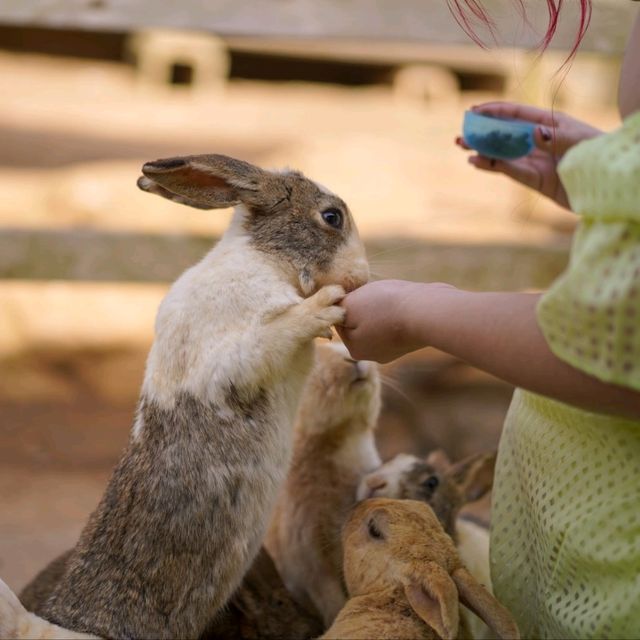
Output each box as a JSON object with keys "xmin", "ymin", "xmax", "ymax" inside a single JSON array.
[{"xmin": 200, "ymin": 546, "xmax": 323, "ymax": 640}]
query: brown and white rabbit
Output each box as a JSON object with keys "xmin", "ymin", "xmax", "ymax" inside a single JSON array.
[
  {"xmin": 321, "ymin": 498, "xmax": 519, "ymax": 640},
  {"xmin": 357, "ymin": 450, "xmax": 496, "ymax": 541},
  {"xmin": 15, "ymin": 154, "xmax": 368, "ymax": 639},
  {"xmin": 265, "ymin": 342, "xmax": 382, "ymax": 627}
]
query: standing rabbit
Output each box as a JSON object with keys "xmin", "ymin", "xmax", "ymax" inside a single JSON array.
[
  {"xmin": 321, "ymin": 498, "xmax": 519, "ymax": 640},
  {"xmin": 17, "ymin": 154, "xmax": 369, "ymax": 639},
  {"xmin": 265, "ymin": 342, "xmax": 381, "ymax": 627}
]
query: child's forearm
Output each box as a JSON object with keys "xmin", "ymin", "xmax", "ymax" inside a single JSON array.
[{"xmin": 409, "ymin": 285, "xmax": 640, "ymax": 419}]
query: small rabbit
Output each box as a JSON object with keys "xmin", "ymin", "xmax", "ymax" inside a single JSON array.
[
  {"xmin": 265, "ymin": 342, "xmax": 381, "ymax": 627},
  {"xmin": 19, "ymin": 154, "xmax": 369, "ymax": 639},
  {"xmin": 321, "ymin": 498, "xmax": 519, "ymax": 640},
  {"xmin": 357, "ymin": 450, "xmax": 496, "ymax": 541}
]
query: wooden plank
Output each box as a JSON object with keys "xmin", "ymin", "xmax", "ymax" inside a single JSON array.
[
  {"xmin": 0, "ymin": 0, "xmax": 635, "ymax": 54},
  {"xmin": 0, "ymin": 229, "xmax": 569, "ymax": 291},
  {"xmin": 0, "ymin": 229, "xmax": 214, "ymax": 283}
]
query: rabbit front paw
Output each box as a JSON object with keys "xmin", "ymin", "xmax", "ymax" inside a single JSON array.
[
  {"xmin": 297, "ymin": 285, "xmax": 346, "ymax": 339},
  {"xmin": 0, "ymin": 578, "xmax": 23, "ymax": 639}
]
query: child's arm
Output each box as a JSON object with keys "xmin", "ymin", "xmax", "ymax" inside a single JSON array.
[{"xmin": 338, "ymin": 280, "xmax": 640, "ymax": 419}]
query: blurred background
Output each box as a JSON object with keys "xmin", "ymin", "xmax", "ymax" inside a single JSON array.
[{"xmin": 0, "ymin": 0, "xmax": 635, "ymax": 592}]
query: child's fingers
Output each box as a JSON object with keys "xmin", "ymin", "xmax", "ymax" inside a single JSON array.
[
  {"xmin": 471, "ymin": 101, "xmax": 558, "ymax": 127},
  {"xmin": 455, "ymin": 136, "xmax": 471, "ymax": 150},
  {"xmin": 468, "ymin": 155, "xmax": 541, "ymax": 191}
]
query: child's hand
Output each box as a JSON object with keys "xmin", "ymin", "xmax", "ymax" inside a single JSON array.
[
  {"xmin": 456, "ymin": 102, "xmax": 602, "ymax": 210},
  {"xmin": 336, "ymin": 280, "xmax": 456, "ymax": 363}
]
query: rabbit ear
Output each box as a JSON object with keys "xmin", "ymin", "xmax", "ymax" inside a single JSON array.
[
  {"xmin": 139, "ymin": 154, "xmax": 267, "ymax": 210},
  {"xmin": 136, "ymin": 176, "xmax": 217, "ymax": 209},
  {"xmin": 402, "ymin": 563, "xmax": 459, "ymax": 640},
  {"xmin": 452, "ymin": 567, "xmax": 520, "ymax": 639},
  {"xmin": 425, "ymin": 449, "xmax": 452, "ymax": 472},
  {"xmin": 447, "ymin": 451, "xmax": 497, "ymax": 503}
]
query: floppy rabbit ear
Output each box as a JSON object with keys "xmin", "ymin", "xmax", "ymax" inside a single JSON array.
[
  {"xmin": 447, "ymin": 451, "xmax": 497, "ymax": 503},
  {"xmin": 402, "ymin": 563, "xmax": 459, "ymax": 640},
  {"xmin": 139, "ymin": 154, "xmax": 267, "ymax": 210},
  {"xmin": 137, "ymin": 176, "xmax": 216, "ymax": 209},
  {"xmin": 452, "ymin": 567, "xmax": 520, "ymax": 639}
]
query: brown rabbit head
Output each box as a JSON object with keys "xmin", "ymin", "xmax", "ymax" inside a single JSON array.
[
  {"xmin": 296, "ymin": 342, "xmax": 381, "ymax": 436},
  {"xmin": 138, "ymin": 154, "xmax": 369, "ymax": 295},
  {"xmin": 341, "ymin": 498, "xmax": 519, "ymax": 640},
  {"xmin": 357, "ymin": 450, "xmax": 497, "ymax": 537}
]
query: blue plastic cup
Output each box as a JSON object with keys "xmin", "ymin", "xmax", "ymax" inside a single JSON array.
[{"xmin": 463, "ymin": 110, "xmax": 536, "ymax": 160}]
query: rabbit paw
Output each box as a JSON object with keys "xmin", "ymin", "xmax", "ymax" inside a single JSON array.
[
  {"xmin": 298, "ymin": 285, "xmax": 346, "ymax": 339},
  {"xmin": 0, "ymin": 578, "xmax": 23, "ymax": 638}
]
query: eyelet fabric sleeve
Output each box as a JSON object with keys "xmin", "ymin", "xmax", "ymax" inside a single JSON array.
[{"xmin": 537, "ymin": 111, "xmax": 640, "ymax": 391}]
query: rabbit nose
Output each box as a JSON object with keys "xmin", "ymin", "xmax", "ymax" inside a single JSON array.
[
  {"xmin": 345, "ymin": 357, "xmax": 369, "ymax": 382},
  {"xmin": 355, "ymin": 361, "xmax": 371, "ymax": 379}
]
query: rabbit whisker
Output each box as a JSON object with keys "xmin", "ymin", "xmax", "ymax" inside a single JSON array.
[{"xmin": 379, "ymin": 374, "xmax": 416, "ymax": 408}]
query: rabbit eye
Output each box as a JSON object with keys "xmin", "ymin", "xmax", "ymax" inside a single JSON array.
[
  {"xmin": 422, "ymin": 475, "xmax": 439, "ymax": 491},
  {"xmin": 321, "ymin": 208, "xmax": 343, "ymax": 229},
  {"xmin": 367, "ymin": 519, "xmax": 384, "ymax": 540}
]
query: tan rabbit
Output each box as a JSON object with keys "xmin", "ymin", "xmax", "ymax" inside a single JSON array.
[
  {"xmin": 265, "ymin": 341, "xmax": 382, "ymax": 627},
  {"xmin": 15, "ymin": 154, "xmax": 368, "ymax": 640},
  {"xmin": 321, "ymin": 499, "xmax": 520, "ymax": 640}
]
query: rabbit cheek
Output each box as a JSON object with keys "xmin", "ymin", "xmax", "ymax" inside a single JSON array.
[
  {"xmin": 315, "ymin": 232, "xmax": 369, "ymax": 293},
  {"xmin": 245, "ymin": 210, "xmax": 340, "ymax": 291}
]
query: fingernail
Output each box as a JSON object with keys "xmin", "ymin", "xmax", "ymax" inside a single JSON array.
[{"xmin": 540, "ymin": 126, "xmax": 552, "ymax": 142}]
